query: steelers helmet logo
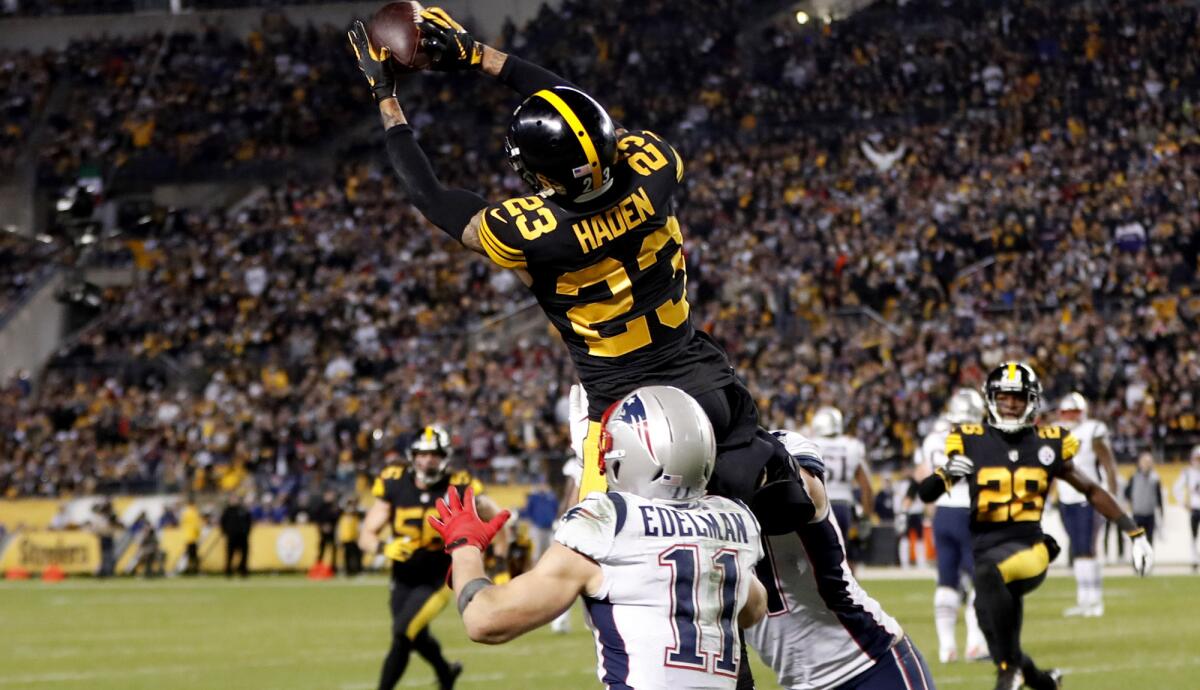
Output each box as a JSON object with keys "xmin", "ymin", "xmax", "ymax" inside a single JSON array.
[{"xmin": 1038, "ymin": 446, "xmax": 1056, "ymax": 466}]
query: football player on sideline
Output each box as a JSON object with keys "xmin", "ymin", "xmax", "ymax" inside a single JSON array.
[
  {"xmin": 1172, "ymin": 445, "xmax": 1200, "ymax": 571},
  {"xmin": 912, "ymin": 389, "xmax": 989, "ymax": 663},
  {"xmin": 810, "ymin": 407, "xmax": 874, "ymax": 570},
  {"xmin": 346, "ymin": 9, "xmax": 812, "ymax": 539},
  {"xmin": 748, "ymin": 430, "xmax": 935, "ymax": 690},
  {"xmin": 1054, "ymin": 393, "xmax": 1119, "ymax": 617},
  {"xmin": 428, "ymin": 386, "xmax": 768, "ymax": 689},
  {"xmin": 918, "ymin": 363, "xmax": 1153, "ymax": 690},
  {"xmin": 358, "ymin": 425, "xmax": 509, "ymax": 690}
]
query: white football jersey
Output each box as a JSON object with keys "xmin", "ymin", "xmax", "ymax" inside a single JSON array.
[
  {"xmin": 916, "ymin": 421, "xmax": 970, "ymax": 508},
  {"xmin": 811, "ymin": 435, "xmax": 866, "ymax": 503},
  {"xmin": 1174, "ymin": 466, "xmax": 1200, "ymax": 511},
  {"xmin": 556, "ymin": 491, "xmax": 764, "ymax": 690},
  {"xmin": 749, "ymin": 431, "xmax": 905, "ymax": 689},
  {"xmin": 1057, "ymin": 420, "xmax": 1108, "ymax": 504}
]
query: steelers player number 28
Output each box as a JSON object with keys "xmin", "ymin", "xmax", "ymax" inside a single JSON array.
[{"xmin": 975, "ymin": 466, "xmax": 1049, "ymax": 522}]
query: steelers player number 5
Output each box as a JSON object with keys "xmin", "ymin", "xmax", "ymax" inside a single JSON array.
[{"xmin": 975, "ymin": 466, "xmax": 1049, "ymax": 522}]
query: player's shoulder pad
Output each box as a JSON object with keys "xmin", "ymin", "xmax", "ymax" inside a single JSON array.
[
  {"xmin": 1060, "ymin": 430, "xmax": 1081, "ymax": 460},
  {"xmin": 554, "ymin": 491, "xmax": 622, "ymax": 561},
  {"xmin": 618, "ymin": 129, "xmax": 684, "ymax": 183},
  {"xmin": 478, "ymin": 197, "xmax": 535, "ymax": 270},
  {"xmin": 448, "ymin": 470, "xmax": 483, "ymax": 495},
  {"xmin": 1091, "ymin": 419, "xmax": 1109, "ymax": 439},
  {"xmin": 770, "ymin": 429, "xmax": 826, "ymax": 482},
  {"xmin": 372, "ymin": 465, "xmax": 405, "ymax": 498}
]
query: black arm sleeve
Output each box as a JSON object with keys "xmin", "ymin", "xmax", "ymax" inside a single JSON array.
[
  {"xmin": 917, "ymin": 473, "xmax": 949, "ymax": 504},
  {"xmin": 497, "ymin": 54, "xmax": 581, "ymax": 97},
  {"xmin": 385, "ymin": 125, "xmax": 488, "ymax": 242}
]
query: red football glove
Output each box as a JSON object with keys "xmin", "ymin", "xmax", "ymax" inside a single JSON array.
[{"xmin": 427, "ymin": 486, "xmax": 510, "ymax": 553}]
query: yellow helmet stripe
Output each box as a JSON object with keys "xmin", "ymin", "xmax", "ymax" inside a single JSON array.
[
  {"xmin": 424, "ymin": 426, "xmax": 435, "ymax": 442},
  {"xmin": 1007, "ymin": 362, "xmax": 1018, "ymax": 382},
  {"xmin": 534, "ymin": 89, "xmax": 603, "ymax": 192}
]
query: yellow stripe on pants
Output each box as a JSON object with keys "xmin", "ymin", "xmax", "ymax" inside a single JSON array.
[
  {"xmin": 578, "ymin": 420, "xmax": 608, "ymax": 501},
  {"xmin": 405, "ymin": 586, "xmax": 451, "ymax": 640},
  {"xmin": 997, "ymin": 542, "xmax": 1049, "ymax": 584}
]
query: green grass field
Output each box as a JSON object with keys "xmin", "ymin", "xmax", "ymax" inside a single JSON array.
[{"xmin": 1, "ymin": 574, "xmax": 1197, "ymax": 689}]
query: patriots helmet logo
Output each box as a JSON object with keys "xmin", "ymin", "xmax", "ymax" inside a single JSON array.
[{"xmin": 610, "ymin": 392, "xmax": 657, "ymax": 462}]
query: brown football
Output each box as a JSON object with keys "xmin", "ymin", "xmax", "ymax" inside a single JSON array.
[{"xmin": 366, "ymin": 1, "xmax": 431, "ymax": 71}]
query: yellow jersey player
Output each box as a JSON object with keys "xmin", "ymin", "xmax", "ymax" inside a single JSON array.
[
  {"xmin": 918, "ymin": 363, "xmax": 1153, "ymax": 690},
  {"xmin": 358, "ymin": 425, "xmax": 508, "ymax": 690},
  {"xmin": 347, "ymin": 9, "xmax": 812, "ymax": 542}
]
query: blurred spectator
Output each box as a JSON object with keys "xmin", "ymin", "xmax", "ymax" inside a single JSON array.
[
  {"xmin": 180, "ymin": 494, "xmax": 202, "ymax": 575},
  {"xmin": 313, "ymin": 489, "xmax": 340, "ymax": 573},
  {"xmin": 1125, "ymin": 452, "xmax": 1164, "ymax": 544},
  {"xmin": 219, "ymin": 494, "xmax": 251, "ymax": 577},
  {"xmin": 522, "ymin": 485, "xmax": 558, "ymax": 561},
  {"xmin": 90, "ymin": 501, "xmax": 119, "ymax": 577},
  {"xmin": 337, "ymin": 499, "xmax": 362, "ymax": 577}
]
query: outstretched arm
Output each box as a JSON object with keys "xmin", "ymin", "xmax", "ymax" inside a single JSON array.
[
  {"xmin": 349, "ymin": 21, "xmax": 489, "ymax": 245},
  {"xmin": 1060, "ymin": 461, "xmax": 1153, "ymax": 575}
]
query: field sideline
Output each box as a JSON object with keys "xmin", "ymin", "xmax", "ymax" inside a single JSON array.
[{"xmin": 1, "ymin": 574, "xmax": 1197, "ymax": 689}]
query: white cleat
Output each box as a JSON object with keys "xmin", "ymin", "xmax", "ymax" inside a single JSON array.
[
  {"xmin": 1062, "ymin": 604, "xmax": 1089, "ymax": 617},
  {"xmin": 938, "ymin": 648, "xmax": 958, "ymax": 664},
  {"xmin": 965, "ymin": 645, "xmax": 991, "ymax": 662},
  {"xmin": 1082, "ymin": 603, "xmax": 1104, "ymax": 618}
]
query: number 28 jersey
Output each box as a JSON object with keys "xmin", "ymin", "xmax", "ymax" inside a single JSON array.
[
  {"xmin": 478, "ymin": 131, "xmax": 729, "ymax": 414},
  {"xmin": 556, "ymin": 491, "xmax": 763, "ymax": 690},
  {"xmin": 946, "ymin": 422, "xmax": 1079, "ymax": 552}
]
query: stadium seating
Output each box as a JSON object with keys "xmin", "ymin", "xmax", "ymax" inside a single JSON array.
[{"xmin": 1, "ymin": 0, "xmax": 1198, "ymax": 503}]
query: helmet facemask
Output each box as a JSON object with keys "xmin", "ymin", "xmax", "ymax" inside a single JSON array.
[{"xmin": 984, "ymin": 363, "xmax": 1042, "ymax": 432}]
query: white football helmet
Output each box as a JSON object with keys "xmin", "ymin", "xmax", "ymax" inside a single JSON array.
[
  {"xmin": 600, "ymin": 386, "xmax": 716, "ymax": 502},
  {"xmin": 945, "ymin": 388, "xmax": 985, "ymax": 425},
  {"xmin": 811, "ymin": 406, "xmax": 844, "ymax": 438},
  {"xmin": 1057, "ymin": 392, "xmax": 1089, "ymax": 429}
]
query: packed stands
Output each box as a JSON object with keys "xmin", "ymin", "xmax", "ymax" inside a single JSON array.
[{"xmin": 2, "ymin": 0, "xmax": 1198, "ymax": 500}]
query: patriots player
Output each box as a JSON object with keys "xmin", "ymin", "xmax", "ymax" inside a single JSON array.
[
  {"xmin": 1173, "ymin": 446, "xmax": 1200, "ymax": 571},
  {"xmin": 912, "ymin": 389, "xmax": 989, "ymax": 663},
  {"xmin": 1054, "ymin": 393, "xmax": 1118, "ymax": 617},
  {"xmin": 347, "ymin": 7, "xmax": 812, "ymax": 539},
  {"xmin": 810, "ymin": 407, "xmax": 874, "ymax": 568},
  {"xmin": 428, "ymin": 386, "xmax": 767, "ymax": 689},
  {"xmin": 747, "ymin": 430, "xmax": 935, "ymax": 689}
]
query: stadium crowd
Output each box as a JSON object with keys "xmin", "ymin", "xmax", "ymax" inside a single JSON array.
[
  {"xmin": 36, "ymin": 16, "xmax": 361, "ymax": 187},
  {"xmin": 1, "ymin": 0, "xmax": 1198, "ymax": 501}
]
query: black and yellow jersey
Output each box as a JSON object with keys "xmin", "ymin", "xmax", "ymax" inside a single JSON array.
[
  {"xmin": 946, "ymin": 422, "xmax": 1080, "ymax": 552},
  {"xmin": 372, "ymin": 465, "xmax": 484, "ymax": 586},
  {"xmin": 478, "ymin": 130, "xmax": 733, "ymax": 415}
]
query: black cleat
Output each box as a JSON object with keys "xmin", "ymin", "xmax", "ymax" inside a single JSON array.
[
  {"xmin": 1048, "ymin": 669, "xmax": 1064, "ymax": 688},
  {"xmin": 438, "ymin": 662, "xmax": 463, "ymax": 690}
]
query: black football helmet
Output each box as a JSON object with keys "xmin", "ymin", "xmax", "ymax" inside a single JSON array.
[
  {"xmin": 504, "ymin": 86, "xmax": 618, "ymax": 200},
  {"xmin": 983, "ymin": 362, "xmax": 1042, "ymax": 432}
]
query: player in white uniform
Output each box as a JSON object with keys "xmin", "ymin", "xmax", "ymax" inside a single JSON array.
[
  {"xmin": 912, "ymin": 389, "xmax": 989, "ymax": 663},
  {"xmin": 1055, "ymin": 393, "xmax": 1118, "ymax": 617},
  {"xmin": 1172, "ymin": 445, "xmax": 1200, "ymax": 572},
  {"xmin": 810, "ymin": 407, "xmax": 874, "ymax": 568},
  {"xmin": 747, "ymin": 430, "xmax": 934, "ymax": 690},
  {"xmin": 430, "ymin": 386, "xmax": 767, "ymax": 689}
]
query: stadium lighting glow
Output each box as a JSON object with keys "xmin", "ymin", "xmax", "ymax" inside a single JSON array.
[
  {"xmin": 795, "ymin": 10, "xmax": 810, "ymax": 25},
  {"xmin": 823, "ymin": 14, "xmax": 833, "ymax": 24}
]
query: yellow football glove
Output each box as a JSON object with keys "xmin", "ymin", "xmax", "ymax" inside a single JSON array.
[
  {"xmin": 418, "ymin": 6, "xmax": 483, "ymax": 71},
  {"xmin": 383, "ymin": 538, "xmax": 417, "ymax": 562}
]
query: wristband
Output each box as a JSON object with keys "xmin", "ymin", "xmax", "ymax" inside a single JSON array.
[
  {"xmin": 457, "ymin": 577, "xmax": 492, "ymax": 615},
  {"xmin": 1116, "ymin": 515, "xmax": 1140, "ymax": 535}
]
